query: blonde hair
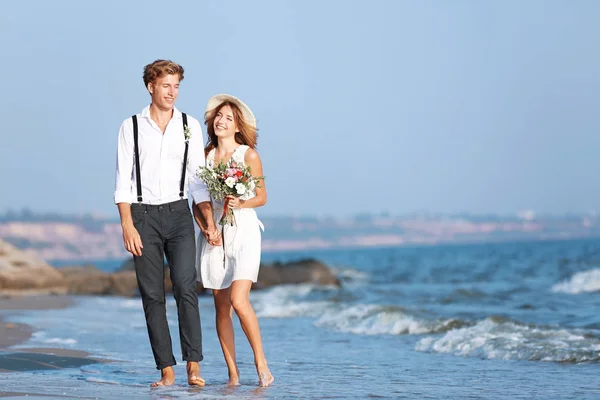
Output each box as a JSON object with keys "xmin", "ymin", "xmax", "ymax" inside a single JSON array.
[
  {"xmin": 143, "ymin": 59, "xmax": 184, "ymax": 87},
  {"xmin": 204, "ymin": 101, "xmax": 258, "ymax": 156}
]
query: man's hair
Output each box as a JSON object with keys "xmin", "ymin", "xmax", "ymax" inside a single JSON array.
[{"xmin": 143, "ymin": 59, "xmax": 184, "ymax": 87}]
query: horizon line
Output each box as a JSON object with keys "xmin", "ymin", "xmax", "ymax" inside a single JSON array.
[{"xmin": 0, "ymin": 208, "xmax": 597, "ymax": 221}]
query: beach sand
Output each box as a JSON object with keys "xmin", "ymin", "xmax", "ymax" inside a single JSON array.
[
  {"xmin": 0, "ymin": 295, "xmax": 106, "ymax": 398},
  {"xmin": 0, "ymin": 295, "xmax": 73, "ymax": 351},
  {"xmin": 0, "ymin": 321, "xmax": 32, "ymax": 353}
]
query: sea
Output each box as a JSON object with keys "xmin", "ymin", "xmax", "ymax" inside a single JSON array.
[{"xmin": 1, "ymin": 238, "xmax": 600, "ymax": 399}]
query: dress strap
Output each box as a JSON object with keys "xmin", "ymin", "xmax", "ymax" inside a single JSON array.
[
  {"xmin": 207, "ymin": 148, "xmax": 216, "ymax": 166},
  {"xmin": 236, "ymin": 145, "xmax": 250, "ymax": 161}
]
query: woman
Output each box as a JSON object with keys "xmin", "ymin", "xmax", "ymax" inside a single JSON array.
[{"xmin": 193, "ymin": 94, "xmax": 274, "ymax": 387}]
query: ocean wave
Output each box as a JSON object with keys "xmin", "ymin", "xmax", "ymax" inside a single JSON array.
[
  {"xmin": 415, "ymin": 317, "xmax": 600, "ymax": 363},
  {"xmin": 85, "ymin": 377, "xmax": 121, "ymax": 385},
  {"xmin": 552, "ymin": 268, "xmax": 600, "ymax": 294},
  {"xmin": 314, "ymin": 304, "xmax": 466, "ymax": 335},
  {"xmin": 117, "ymin": 299, "xmax": 143, "ymax": 309},
  {"xmin": 43, "ymin": 338, "xmax": 78, "ymax": 345},
  {"xmin": 332, "ymin": 267, "xmax": 370, "ymax": 283},
  {"xmin": 255, "ymin": 299, "xmax": 333, "ymax": 318},
  {"xmin": 27, "ymin": 331, "xmax": 77, "ymax": 346},
  {"xmin": 252, "ymin": 283, "xmax": 467, "ymax": 335},
  {"xmin": 440, "ymin": 288, "xmax": 487, "ymax": 304},
  {"xmin": 253, "ymin": 284, "xmax": 336, "ymax": 318}
]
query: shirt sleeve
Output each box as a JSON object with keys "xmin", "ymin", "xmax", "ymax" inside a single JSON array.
[
  {"xmin": 187, "ymin": 117, "xmax": 211, "ymax": 203},
  {"xmin": 114, "ymin": 118, "xmax": 134, "ymax": 204}
]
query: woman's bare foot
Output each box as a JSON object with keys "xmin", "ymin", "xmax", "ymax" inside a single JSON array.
[
  {"xmin": 186, "ymin": 361, "xmax": 206, "ymax": 387},
  {"xmin": 227, "ymin": 368, "xmax": 240, "ymax": 386},
  {"xmin": 151, "ymin": 366, "xmax": 175, "ymax": 387},
  {"xmin": 227, "ymin": 376, "xmax": 240, "ymax": 386},
  {"xmin": 257, "ymin": 365, "xmax": 274, "ymax": 387}
]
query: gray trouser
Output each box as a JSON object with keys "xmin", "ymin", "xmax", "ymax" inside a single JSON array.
[{"xmin": 131, "ymin": 199, "xmax": 203, "ymax": 370}]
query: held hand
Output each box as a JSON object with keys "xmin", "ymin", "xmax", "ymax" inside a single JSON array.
[
  {"xmin": 203, "ymin": 226, "xmax": 222, "ymax": 246},
  {"xmin": 226, "ymin": 195, "xmax": 245, "ymax": 209},
  {"xmin": 123, "ymin": 223, "xmax": 143, "ymax": 256}
]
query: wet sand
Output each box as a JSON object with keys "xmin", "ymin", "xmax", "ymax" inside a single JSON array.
[
  {"xmin": 0, "ymin": 295, "xmax": 73, "ymax": 351},
  {"xmin": 0, "ymin": 295, "xmax": 73, "ymax": 312},
  {"xmin": 0, "ymin": 321, "xmax": 32, "ymax": 352},
  {"xmin": 0, "ymin": 295, "xmax": 107, "ymax": 398}
]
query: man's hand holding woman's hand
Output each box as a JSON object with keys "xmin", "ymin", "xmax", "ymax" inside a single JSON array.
[{"xmin": 203, "ymin": 226, "xmax": 222, "ymax": 246}]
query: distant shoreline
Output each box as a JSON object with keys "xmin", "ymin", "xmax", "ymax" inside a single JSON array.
[
  {"xmin": 45, "ymin": 233, "xmax": 600, "ymax": 267},
  {"xmin": 3, "ymin": 211, "xmax": 599, "ymax": 263}
]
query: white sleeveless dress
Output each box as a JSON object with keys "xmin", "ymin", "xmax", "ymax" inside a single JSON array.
[{"xmin": 196, "ymin": 145, "xmax": 265, "ymax": 290}]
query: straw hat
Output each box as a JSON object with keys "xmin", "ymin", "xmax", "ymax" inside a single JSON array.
[{"xmin": 206, "ymin": 94, "xmax": 256, "ymax": 128}]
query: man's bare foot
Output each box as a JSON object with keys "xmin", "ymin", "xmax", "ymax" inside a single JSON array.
[
  {"xmin": 186, "ymin": 361, "xmax": 205, "ymax": 387},
  {"xmin": 151, "ymin": 366, "xmax": 175, "ymax": 387}
]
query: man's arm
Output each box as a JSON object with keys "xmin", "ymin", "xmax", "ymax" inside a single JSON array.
[
  {"xmin": 115, "ymin": 119, "xmax": 143, "ymax": 256},
  {"xmin": 197, "ymin": 201, "xmax": 222, "ymax": 246},
  {"xmin": 114, "ymin": 119, "xmax": 134, "ymax": 205},
  {"xmin": 192, "ymin": 201, "xmax": 217, "ymax": 232},
  {"xmin": 118, "ymin": 202, "xmax": 143, "ymax": 256},
  {"xmin": 186, "ymin": 118, "xmax": 221, "ymax": 244}
]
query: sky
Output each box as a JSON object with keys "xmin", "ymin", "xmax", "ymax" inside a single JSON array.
[{"xmin": 1, "ymin": 0, "xmax": 599, "ymax": 218}]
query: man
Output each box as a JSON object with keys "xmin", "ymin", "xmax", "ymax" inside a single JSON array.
[{"xmin": 114, "ymin": 59, "xmax": 221, "ymax": 387}]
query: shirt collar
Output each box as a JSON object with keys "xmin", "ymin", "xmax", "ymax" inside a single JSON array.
[{"xmin": 140, "ymin": 105, "xmax": 183, "ymax": 120}]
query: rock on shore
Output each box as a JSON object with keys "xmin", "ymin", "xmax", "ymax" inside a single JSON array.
[
  {"xmin": 0, "ymin": 239, "xmax": 341, "ymax": 297},
  {"xmin": 0, "ymin": 240, "xmax": 66, "ymax": 295}
]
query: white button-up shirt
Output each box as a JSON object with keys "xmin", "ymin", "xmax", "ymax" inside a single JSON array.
[{"xmin": 114, "ymin": 105, "xmax": 211, "ymax": 205}]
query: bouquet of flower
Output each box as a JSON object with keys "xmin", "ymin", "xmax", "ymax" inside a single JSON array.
[{"xmin": 197, "ymin": 158, "xmax": 264, "ymax": 226}]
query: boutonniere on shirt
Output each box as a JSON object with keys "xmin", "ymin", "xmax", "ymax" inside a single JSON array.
[{"xmin": 184, "ymin": 125, "xmax": 192, "ymax": 143}]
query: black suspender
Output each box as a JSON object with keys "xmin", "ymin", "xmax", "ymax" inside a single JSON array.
[
  {"xmin": 132, "ymin": 115, "xmax": 143, "ymax": 203},
  {"xmin": 131, "ymin": 113, "xmax": 190, "ymax": 204},
  {"xmin": 180, "ymin": 113, "xmax": 189, "ymax": 199}
]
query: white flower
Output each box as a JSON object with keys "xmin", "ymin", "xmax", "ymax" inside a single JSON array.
[
  {"xmin": 232, "ymin": 151, "xmax": 244, "ymax": 163},
  {"xmin": 235, "ymin": 183, "xmax": 246, "ymax": 195},
  {"xmin": 225, "ymin": 177, "xmax": 236, "ymax": 188},
  {"xmin": 248, "ymin": 180, "xmax": 256, "ymax": 191},
  {"xmin": 184, "ymin": 125, "xmax": 192, "ymax": 142},
  {"xmin": 212, "ymin": 172, "xmax": 218, "ymax": 179}
]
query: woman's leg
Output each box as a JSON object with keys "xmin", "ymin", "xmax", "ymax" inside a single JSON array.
[
  {"xmin": 230, "ymin": 280, "xmax": 274, "ymax": 386},
  {"xmin": 213, "ymin": 287, "xmax": 240, "ymax": 385}
]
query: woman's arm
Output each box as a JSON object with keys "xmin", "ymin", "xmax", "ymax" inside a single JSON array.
[{"xmin": 227, "ymin": 148, "xmax": 267, "ymax": 209}]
